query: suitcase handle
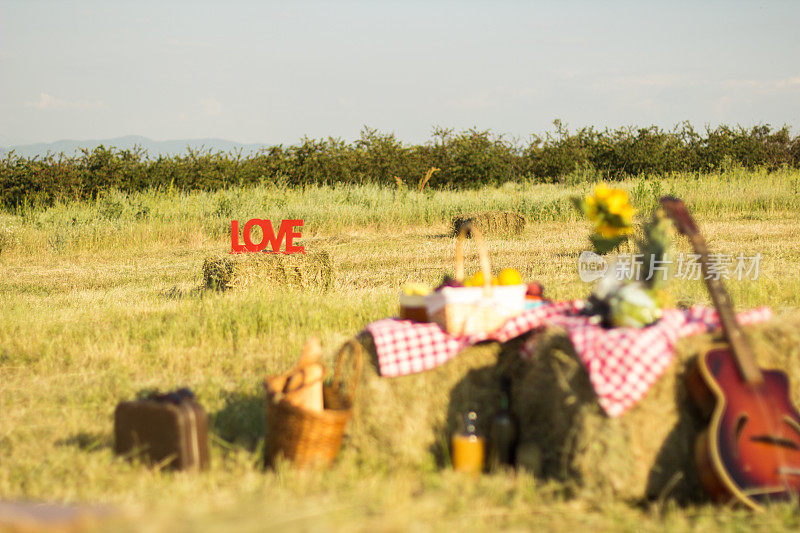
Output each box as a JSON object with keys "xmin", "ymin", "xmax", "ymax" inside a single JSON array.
[{"xmin": 146, "ymin": 388, "xmax": 196, "ymax": 405}]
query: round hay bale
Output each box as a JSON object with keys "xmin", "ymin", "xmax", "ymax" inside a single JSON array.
[
  {"xmin": 509, "ymin": 312, "xmax": 800, "ymax": 503},
  {"xmin": 202, "ymin": 251, "xmax": 333, "ymax": 291},
  {"xmin": 451, "ymin": 211, "xmax": 525, "ymax": 237},
  {"xmin": 340, "ymin": 332, "xmax": 521, "ymax": 470}
]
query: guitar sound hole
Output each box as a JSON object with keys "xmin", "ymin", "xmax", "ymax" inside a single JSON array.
[
  {"xmin": 733, "ymin": 413, "xmax": 749, "ymax": 458},
  {"xmin": 749, "ymin": 435, "xmax": 800, "ymax": 450}
]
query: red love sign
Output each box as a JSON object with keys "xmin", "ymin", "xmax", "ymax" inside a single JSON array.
[{"xmin": 230, "ymin": 219, "xmax": 305, "ymax": 254}]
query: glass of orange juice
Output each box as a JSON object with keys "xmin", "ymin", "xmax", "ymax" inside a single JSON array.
[{"xmin": 452, "ymin": 411, "xmax": 485, "ymax": 475}]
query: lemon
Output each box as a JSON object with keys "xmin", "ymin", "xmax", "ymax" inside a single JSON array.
[
  {"xmin": 467, "ymin": 271, "xmax": 488, "ymax": 287},
  {"xmin": 497, "ymin": 268, "xmax": 522, "ymax": 286},
  {"xmin": 402, "ymin": 282, "xmax": 431, "ymax": 296}
]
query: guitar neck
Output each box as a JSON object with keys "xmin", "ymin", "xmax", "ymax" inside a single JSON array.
[{"xmin": 685, "ymin": 229, "xmax": 764, "ymax": 386}]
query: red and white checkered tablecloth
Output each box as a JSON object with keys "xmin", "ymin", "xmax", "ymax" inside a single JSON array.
[{"xmin": 365, "ymin": 302, "xmax": 772, "ymax": 417}]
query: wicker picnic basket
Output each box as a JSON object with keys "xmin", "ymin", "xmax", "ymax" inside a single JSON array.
[
  {"xmin": 426, "ymin": 222, "xmax": 526, "ymax": 336},
  {"xmin": 264, "ymin": 339, "xmax": 362, "ymax": 468}
]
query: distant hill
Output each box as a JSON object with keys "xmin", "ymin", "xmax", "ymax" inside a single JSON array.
[{"xmin": 0, "ymin": 135, "xmax": 272, "ymax": 159}]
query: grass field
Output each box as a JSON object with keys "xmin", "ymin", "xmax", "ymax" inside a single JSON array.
[{"xmin": 2, "ymin": 169, "xmax": 800, "ymax": 531}]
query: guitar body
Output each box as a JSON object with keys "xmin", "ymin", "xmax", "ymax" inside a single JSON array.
[
  {"xmin": 662, "ymin": 195, "xmax": 800, "ymax": 508},
  {"xmin": 687, "ymin": 346, "xmax": 800, "ymax": 509}
]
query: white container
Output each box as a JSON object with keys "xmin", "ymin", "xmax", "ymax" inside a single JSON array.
[{"xmin": 425, "ymin": 284, "xmax": 526, "ymax": 336}]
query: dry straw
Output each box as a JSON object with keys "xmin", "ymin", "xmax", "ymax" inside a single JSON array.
[
  {"xmin": 393, "ymin": 167, "xmax": 440, "ymax": 192},
  {"xmin": 0, "ymin": 223, "xmax": 19, "ymax": 255},
  {"xmin": 202, "ymin": 251, "xmax": 333, "ymax": 291},
  {"xmin": 341, "ymin": 332, "xmax": 525, "ymax": 470},
  {"xmin": 509, "ymin": 312, "xmax": 800, "ymax": 503},
  {"xmin": 451, "ymin": 211, "xmax": 525, "ymax": 237}
]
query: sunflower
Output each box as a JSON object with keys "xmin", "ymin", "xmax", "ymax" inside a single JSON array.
[
  {"xmin": 608, "ymin": 190, "xmax": 635, "ymax": 223},
  {"xmin": 596, "ymin": 220, "xmax": 633, "ymax": 239},
  {"xmin": 589, "ymin": 184, "xmax": 635, "ymax": 227},
  {"xmin": 573, "ymin": 183, "xmax": 637, "ymax": 253},
  {"xmin": 584, "ymin": 194, "xmax": 599, "ymax": 221},
  {"xmin": 593, "ymin": 183, "xmax": 612, "ymax": 200}
]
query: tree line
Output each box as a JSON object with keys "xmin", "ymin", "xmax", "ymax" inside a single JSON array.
[{"xmin": 2, "ymin": 122, "xmax": 798, "ymax": 208}]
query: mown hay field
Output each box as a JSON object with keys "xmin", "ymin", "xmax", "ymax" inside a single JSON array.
[{"xmin": 2, "ymin": 170, "xmax": 800, "ymax": 531}]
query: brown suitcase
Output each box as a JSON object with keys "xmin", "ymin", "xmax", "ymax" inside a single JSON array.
[{"xmin": 114, "ymin": 388, "xmax": 210, "ymax": 471}]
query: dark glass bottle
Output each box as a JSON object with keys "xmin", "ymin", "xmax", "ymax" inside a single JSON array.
[{"xmin": 489, "ymin": 379, "xmax": 517, "ymax": 470}]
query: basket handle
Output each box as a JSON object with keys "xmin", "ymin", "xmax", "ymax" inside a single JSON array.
[
  {"xmin": 332, "ymin": 338, "xmax": 363, "ymax": 404},
  {"xmin": 454, "ymin": 221, "xmax": 493, "ymax": 297},
  {"xmin": 281, "ymin": 361, "xmax": 325, "ymax": 395},
  {"xmin": 264, "ymin": 358, "xmax": 325, "ymax": 402}
]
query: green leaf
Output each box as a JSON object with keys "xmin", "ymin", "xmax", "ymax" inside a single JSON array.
[
  {"xmin": 570, "ymin": 195, "xmax": 586, "ymax": 216},
  {"xmin": 590, "ymin": 233, "xmax": 627, "ymax": 255}
]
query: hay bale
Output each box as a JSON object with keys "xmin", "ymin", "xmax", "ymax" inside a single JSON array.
[
  {"xmin": 202, "ymin": 251, "xmax": 333, "ymax": 291},
  {"xmin": 509, "ymin": 313, "xmax": 800, "ymax": 502},
  {"xmin": 342, "ymin": 332, "xmax": 522, "ymax": 469},
  {"xmin": 451, "ymin": 211, "xmax": 525, "ymax": 237}
]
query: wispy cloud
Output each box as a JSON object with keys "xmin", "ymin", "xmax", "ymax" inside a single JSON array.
[
  {"xmin": 620, "ymin": 73, "xmax": 689, "ymax": 88},
  {"xmin": 445, "ymin": 92, "xmax": 493, "ymax": 110},
  {"xmin": 445, "ymin": 86, "xmax": 538, "ymax": 110},
  {"xmin": 167, "ymin": 38, "xmax": 211, "ymax": 49},
  {"xmin": 594, "ymin": 73, "xmax": 691, "ymax": 91},
  {"xmin": 200, "ymin": 97, "xmax": 223, "ymax": 117},
  {"xmin": 496, "ymin": 86, "xmax": 537, "ymax": 98},
  {"xmin": 24, "ymin": 93, "xmax": 106, "ymax": 110},
  {"xmin": 723, "ymin": 75, "xmax": 800, "ymax": 91}
]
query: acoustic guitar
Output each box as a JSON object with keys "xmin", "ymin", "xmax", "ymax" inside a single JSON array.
[{"xmin": 661, "ymin": 196, "xmax": 800, "ymax": 510}]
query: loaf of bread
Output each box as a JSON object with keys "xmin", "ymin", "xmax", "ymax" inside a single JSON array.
[{"xmin": 281, "ymin": 338, "xmax": 325, "ymax": 412}]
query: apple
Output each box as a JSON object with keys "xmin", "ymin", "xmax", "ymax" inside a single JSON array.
[{"xmin": 526, "ymin": 281, "xmax": 544, "ymax": 298}]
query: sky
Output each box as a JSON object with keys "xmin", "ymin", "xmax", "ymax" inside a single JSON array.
[{"xmin": 1, "ymin": 0, "xmax": 799, "ymax": 146}]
